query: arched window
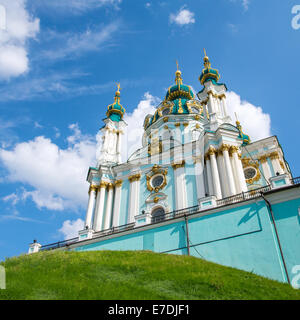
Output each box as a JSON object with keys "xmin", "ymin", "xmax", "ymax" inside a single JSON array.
[{"xmin": 151, "ymin": 207, "xmax": 165, "ymax": 223}]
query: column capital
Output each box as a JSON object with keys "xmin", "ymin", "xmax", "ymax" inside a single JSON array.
[
  {"xmin": 258, "ymin": 155, "xmax": 268, "ymax": 163},
  {"xmin": 220, "ymin": 144, "xmax": 230, "ymax": 152},
  {"xmin": 207, "ymin": 146, "xmax": 217, "ymax": 156},
  {"xmin": 229, "ymin": 145, "xmax": 239, "ymax": 156},
  {"xmin": 128, "ymin": 173, "xmax": 141, "ymax": 183},
  {"xmin": 171, "ymin": 160, "xmax": 185, "ymax": 170},
  {"xmin": 99, "ymin": 181, "xmax": 108, "ymax": 188},
  {"xmin": 115, "ymin": 179, "xmax": 123, "ymax": 187},
  {"xmin": 107, "ymin": 183, "xmax": 114, "ymax": 190},
  {"xmin": 88, "ymin": 185, "xmax": 98, "ymax": 193},
  {"xmin": 269, "ymin": 151, "xmax": 279, "ymax": 160}
]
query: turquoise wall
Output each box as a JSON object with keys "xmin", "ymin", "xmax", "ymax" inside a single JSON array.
[{"xmin": 74, "ymin": 196, "xmax": 300, "ymax": 283}]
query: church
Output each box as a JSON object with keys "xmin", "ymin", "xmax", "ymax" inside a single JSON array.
[{"xmin": 29, "ymin": 52, "xmax": 300, "ymax": 286}]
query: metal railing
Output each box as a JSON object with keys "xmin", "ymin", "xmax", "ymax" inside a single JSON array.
[
  {"xmin": 291, "ymin": 176, "xmax": 300, "ymax": 185},
  {"xmin": 40, "ymin": 237, "xmax": 78, "ymax": 251},
  {"xmin": 40, "ymin": 176, "xmax": 300, "ymax": 252}
]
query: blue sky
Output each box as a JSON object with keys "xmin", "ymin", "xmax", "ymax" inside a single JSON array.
[{"xmin": 0, "ymin": 0, "xmax": 299, "ymax": 260}]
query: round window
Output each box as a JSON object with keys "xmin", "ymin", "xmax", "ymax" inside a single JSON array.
[
  {"xmin": 151, "ymin": 175, "xmax": 164, "ymax": 188},
  {"xmin": 162, "ymin": 108, "xmax": 170, "ymax": 116},
  {"xmin": 244, "ymin": 167, "xmax": 257, "ymax": 180}
]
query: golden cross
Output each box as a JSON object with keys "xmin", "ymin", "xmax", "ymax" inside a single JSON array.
[
  {"xmin": 116, "ymin": 83, "xmax": 121, "ymax": 92},
  {"xmin": 176, "ymin": 60, "xmax": 179, "ymax": 71},
  {"xmin": 203, "ymin": 48, "xmax": 207, "ymax": 57}
]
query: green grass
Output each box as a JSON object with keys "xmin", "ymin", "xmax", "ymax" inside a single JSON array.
[{"xmin": 0, "ymin": 250, "xmax": 299, "ymax": 300}]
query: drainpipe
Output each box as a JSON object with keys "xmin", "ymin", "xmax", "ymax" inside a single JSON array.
[
  {"xmin": 184, "ymin": 214, "xmax": 190, "ymax": 256},
  {"xmin": 260, "ymin": 192, "xmax": 290, "ymax": 285}
]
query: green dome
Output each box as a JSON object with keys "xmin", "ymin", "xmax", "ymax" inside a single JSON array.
[
  {"xmin": 106, "ymin": 87, "xmax": 126, "ymax": 122},
  {"xmin": 165, "ymin": 70, "xmax": 194, "ymax": 101},
  {"xmin": 199, "ymin": 52, "xmax": 220, "ymax": 85}
]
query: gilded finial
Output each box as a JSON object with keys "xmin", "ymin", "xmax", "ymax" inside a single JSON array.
[
  {"xmin": 203, "ymin": 48, "xmax": 211, "ymax": 68},
  {"xmin": 175, "ymin": 60, "xmax": 182, "ymax": 85}
]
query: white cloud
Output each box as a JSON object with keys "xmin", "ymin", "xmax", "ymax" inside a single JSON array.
[
  {"xmin": 0, "ymin": 124, "xmax": 101, "ymax": 211},
  {"xmin": 59, "ymin": 218, "xmax": 84, "ymax": 239},
  {"xmin": 123, "ymin": 92, "xmax": 159, "ymax": 159},
  {"xmin": 242, "ymin": 0, "xmax": 250, "ymax": 11},
  {"xmin": 0, "ymin": 0, "xmax": 40, "ymax": 80},
  {"xmin": 229, "ymin": 0, "xmax": 250, "ymax": 11},
  {"xmin": 226, "ymin": 91, "xmax": 271, "ymax": 141},
  {"xmin": 40, "ymin": 23, "xmax": 120, "ymax": 62},
  {"xmin": 170, "ymin": 6, "xmax": 195, "ymax": 26}
]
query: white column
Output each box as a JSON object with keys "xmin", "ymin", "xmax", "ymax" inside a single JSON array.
[
  {"xmin": 216, "ymin": 151, "xmax": 229, "ymax": 197},
  {"xmin": 222, "ymin": 145, "xmax": 236, "ymax": 196},
  {"xmin": 103, "ymin": 129, "xmax": 109, "ymax": 151},
  {"xmin": 230, "ymin": 151, "xmax": 241, "ymax": 194},
  {"xmin": 172, "ymin": 162, "xmax": 187, "ymax": 210},
  {"xmin": 103, "ymin": 183, "xmax": 114, "ymax": 230},
  {"xmin": 174, "ymin": 124, "xmax": 182, "ymax": 144},
  {"xmin": 128, "ymin": 174, "xmax": 141, "ymax": 223},
  {"xmin": 112, "ymin": 180, "xmax": 123, "ymax": 227},
  {"xmin": 270, "ymin": 153, "xmax": 284, "ymax": 175},
  {"xmin": 232, "ymin": 150, "xmax": 248, "ymax": 192},
  {"xmin": 195, "ymin": 157, "xmax": 206, "ymax": 200},
  {"xmin": 85, "ymin": 185, "xmax": 97, "ymax": 229},
  {"xmin": 93, "ymin": 182, "xmax": 107, "ymax": 231},
  {"xmin": 207, "ymin": 93, "xmax": 215, "ymax": 114},
  {"xmin": 221, "ymin": 96, "xmax": 228, "ymax": 117},
  {"xmin": 208, "ymin": 148, "xmax": 222, "ymax": 199},
  {"xmin": 205, "ymin": 156, "xmax": 214, "ymax": 196}
]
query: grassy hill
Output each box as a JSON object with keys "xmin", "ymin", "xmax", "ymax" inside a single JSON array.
[{"xmin": 0, "ymin": 250, "xmax": 299, "ymax": 300}]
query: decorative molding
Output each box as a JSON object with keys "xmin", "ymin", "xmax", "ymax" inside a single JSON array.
[{"xmin": 163, "ymin": 117, "xmax": 169, "ymax": 122}]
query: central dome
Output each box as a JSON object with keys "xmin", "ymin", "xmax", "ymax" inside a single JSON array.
[{"xmin": 165, "ymin": 70, "xmax": 194, "ymax": 101}]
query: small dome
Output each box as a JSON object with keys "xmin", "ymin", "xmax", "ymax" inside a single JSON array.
[
  {"xmin": 106, "ymin": 84, "xmax": 126, "ymax": 122},
  {"xmin": 165, "ymin": 68, "xmax": 194, "ymax": 101},
  {"xmin": 199, "ymin": 50, "xmax": 220, "ymax": 85}
]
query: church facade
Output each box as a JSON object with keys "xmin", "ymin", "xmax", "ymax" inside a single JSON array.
[{"xmin": 30, "ymin": 53, "xmax": 300, "ymax": 286}]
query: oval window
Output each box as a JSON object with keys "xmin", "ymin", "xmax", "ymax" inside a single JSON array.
[
  {"xmin": 151, "ymin": 175, "xmax": 164, "ymax": 188},
  {"xmin": 244, "ymin": 167, "xmax": 257, "ymax": 180}
]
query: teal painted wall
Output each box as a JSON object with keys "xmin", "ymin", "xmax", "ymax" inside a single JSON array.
[
  {"xmin": 272, "ymin": 198, "xmax": 300, "ymax": 282},
  {"xmin": 74, "ymin": 196, "xmax": 300, "ymax": 283}
]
